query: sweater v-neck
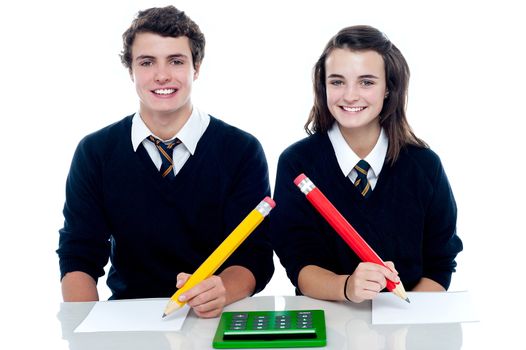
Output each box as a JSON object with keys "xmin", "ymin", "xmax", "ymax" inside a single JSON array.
[
  {"xmin": 319, "ymin": 133, "xmax": 391, "ymax": 210},
  {"xmin": 133, "ymin": 117, "xmax": 219, "ymax": 200}
]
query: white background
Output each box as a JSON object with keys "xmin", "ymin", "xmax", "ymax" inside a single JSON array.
[{"xmin": 1, "ymin": 0, "xmax": 525, "ymax": 348}]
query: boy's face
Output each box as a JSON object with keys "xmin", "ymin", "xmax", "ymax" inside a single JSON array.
[{"xmin": 131, "ymin": 32, "xmax": 198, "ymax": 121}]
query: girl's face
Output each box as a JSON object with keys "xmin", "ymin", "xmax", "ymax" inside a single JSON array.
[{"xmin": 325, "ymin": 48, "xmax": 387, "ymax": 138}]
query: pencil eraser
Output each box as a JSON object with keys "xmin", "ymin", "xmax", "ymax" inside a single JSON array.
[
  {"xmin": 263, "ymin": 196, "xmax": 276, "ymax": 208},
  {"xmin": 294, "ymin": 173, "xmax": 307, "ymax": 186}
]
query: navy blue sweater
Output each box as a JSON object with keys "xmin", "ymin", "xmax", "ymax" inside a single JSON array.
[
  {"xmin": 270, "ymin": 132, "xmax": 462, "ymax": 292},
  {"xmin": 57, "ymin": 115, "xmax": 274, "ymax": 299}
]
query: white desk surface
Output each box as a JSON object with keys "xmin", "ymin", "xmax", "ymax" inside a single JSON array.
[{"xmin": 49, "ymin": 295, "xmax": 498, "ymax": 350}]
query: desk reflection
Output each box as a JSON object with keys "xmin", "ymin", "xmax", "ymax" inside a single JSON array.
[
  {"xmin": 345, "ymin": 319, "xmax": 462, "ymax": 350},
  {"xmin": 57, "ymin": 296, "xmax": 465, "ymax": 350}
]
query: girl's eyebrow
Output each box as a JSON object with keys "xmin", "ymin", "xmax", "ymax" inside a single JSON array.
[
  {"xmin": 327, "ymin": 73, "xmax": 380, "ymax": 79},
  {"xmin": 327, "ymin": 73, "xmax": 345, "ymax": 79},
  {"xmin": 358, "ymin": 74, "xmax": 380, "ymax": 79}
]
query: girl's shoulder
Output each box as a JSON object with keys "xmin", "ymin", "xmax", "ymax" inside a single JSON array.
[
  {"xmin": 280, "ymin": 133, "xmax": 330, "ymax": 160},
  {"xmin": 398, "ymin": 145, "xmax": 447, "ymax": 180}
]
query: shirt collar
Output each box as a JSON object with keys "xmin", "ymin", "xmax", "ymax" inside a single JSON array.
[
  {"xmin": 131, "ymin": 107, "xmax": 210, "ymax": 155},
  {"xmin": 328, "ymin": 123, "xmax": 388, "ymax": 177}
]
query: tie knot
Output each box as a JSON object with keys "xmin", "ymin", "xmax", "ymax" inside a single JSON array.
[
  {"xmin": 147, "ymin": 135, "xmax": 181, "ymax": 179},
  {"xmin": 354, "ymin": 159, "xmax": 370, "ymax": 175},
  {"xmin": 148, "ymin": 135, "xmax": 181, "ymax": 150}
]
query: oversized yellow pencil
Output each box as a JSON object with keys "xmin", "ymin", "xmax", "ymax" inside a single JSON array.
[{"xmin": 162, "ymin": 197, "xmax": 276, "ymax": 318}]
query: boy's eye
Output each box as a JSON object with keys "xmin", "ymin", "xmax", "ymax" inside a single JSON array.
[{"xmin": 139, "ymin": 61, "xmax": 153, "ymax": 67}]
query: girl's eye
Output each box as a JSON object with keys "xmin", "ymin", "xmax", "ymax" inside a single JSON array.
[
  {"xmin": 329, "ymin": 80, "xmax": 344, "ymax": 86},
  {"xmin": 360, "ymin": 80, "xmax": 374, "ymax": 86}
]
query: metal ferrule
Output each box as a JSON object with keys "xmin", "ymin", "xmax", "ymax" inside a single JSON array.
[
  {"xmin": 256, "ymin": 200, "xmax": 273, "ymax": 217},
  {"xmin": 296, "ymin": 177, "xmax": 315, "ymax": 195}
]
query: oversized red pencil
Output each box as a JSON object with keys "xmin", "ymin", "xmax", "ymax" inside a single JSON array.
[{"xmin": 294, "ymin": 173, "xmax": 409, "ymax": 303}]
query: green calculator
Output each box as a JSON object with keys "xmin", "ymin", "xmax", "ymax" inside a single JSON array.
[{"xmin": 212, "ymin": 310, "xmax": 326, "ymax": 348}]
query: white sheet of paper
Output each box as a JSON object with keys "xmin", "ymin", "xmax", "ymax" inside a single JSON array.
[
  {"xmin": 372, "ymin": 291, "xmax": 478, "ymax": 325},
  {"xmin": 74, "ymin": 299, "xmax": 190, "ymax": 332}
]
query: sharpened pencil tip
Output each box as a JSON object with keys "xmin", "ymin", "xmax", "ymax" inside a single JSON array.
[
  {"xmin": 162, "ymin": 313, "xmax": 167, "ymax": 318},
  {"xmin": 405, "ymin": 298, "xmax": 410, "ymax": 303}
]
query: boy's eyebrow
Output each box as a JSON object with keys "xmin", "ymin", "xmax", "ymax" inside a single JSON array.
[
  {"xmin": 136, "ymin": 55, "xmax": 155, "ymax": 61},
  {"xmin": 135, "ymin": 53, "xmax": 189, "ymax": 60},
  {"xmin": 167, "ymin": 54, "xmax": 189, "ymax": 60}
]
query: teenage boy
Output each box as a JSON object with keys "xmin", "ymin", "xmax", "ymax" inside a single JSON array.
[{"xmin": 57, "ymin": 6, "xmax": 274, "ymax": 318}]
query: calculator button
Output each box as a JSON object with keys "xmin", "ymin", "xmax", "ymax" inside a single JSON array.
[
  {"xmin": 229, "ymin": 325, "xmax": 246, "ymax": 330},
  {"xmin": 232, "ymin": 313, "xmax": 248, "ymax": 319},
  {"xmin": 299, "ymin": 322, "xmax": 313, "ymax": 327},
  {"xmin": 275, "ymin": 315, "xmax": 290, "ymax": 319}
]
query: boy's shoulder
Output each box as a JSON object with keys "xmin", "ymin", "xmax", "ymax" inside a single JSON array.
[
  {"xmin": 206, "ymin": 116, "xmax": 263, "ymax": 149},
  {"xmin": 81, "ymin": 115, "xmax": 133, "ymax": 146}
]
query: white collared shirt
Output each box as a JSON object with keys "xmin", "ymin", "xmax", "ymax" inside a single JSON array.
[
  {"xmin": 327, "ymin": 123, "xmax": 388, "ymax": 190},
  {"xmin": 131, "ymin": 107, "xmax": 210, "ymax": 176}
]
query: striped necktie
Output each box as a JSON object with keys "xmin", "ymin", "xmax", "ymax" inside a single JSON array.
[
  {"xmin": 354, "ymin": 159, "xmax": 371, "ymax": 198},
  {"xmin": 148, "ymin": 136, "xmax": 181, "ymax": 180}
]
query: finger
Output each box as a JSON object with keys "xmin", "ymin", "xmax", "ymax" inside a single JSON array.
[
  {"xmin": 359, "ymin": 289, "xmax": 381, "ymax": 301},
  {"xmin": 180, "ymin": 275, "xmax": 225, "ymax": 304},
  {"xmin": 189, "ymin": 292, "xmax": 225, "ymax": 312},
  {"xmin": 176, "ymin": 272, "xmax": 191, "ymax": 288},
  {"xmin": 194, "ymin": 305, "xmax": 223, "ymax": 318},
  {"xmin": 350, "ymin": 284, "xmax": 380, "ymax": 302},
  {"xmin": 363, "ymin": 280, "xmax": 384, "ymax": 293},
  {"xmin": 358, "ymin": 271, "xmax": 387, "ymax": 291},
  {"xmin": 361, "ymin": 263, "xmax": 400, "ymax": 283},
  {"xmin": 178, "ymin": 278, "xmax": 215, "ymax": 302},
  {"xmin": 383, "ymin": 262, "xmax": 400, "ymax": 282},
  {"xmin": 384, "ymin": 261, "xmax": 398, "ymax": 274},
  {"xmin": 382, "ymin": 267, "xmax": 400, "ymax": 283}
]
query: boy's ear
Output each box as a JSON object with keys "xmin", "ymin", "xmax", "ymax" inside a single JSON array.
[{"xmin": 193, "ymin": 64, "xmax": 201, "ymax": 80}]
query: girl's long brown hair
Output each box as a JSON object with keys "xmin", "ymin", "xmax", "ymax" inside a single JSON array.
[{"xmin": 305, "ymin": 25, "xmax": 427, "ymax": 164}]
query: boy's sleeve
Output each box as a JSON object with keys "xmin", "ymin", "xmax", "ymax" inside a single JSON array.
[
  {"xmin": 57, "ymin": 137, "xmax": 111, "ymax": 283},
  {"xmin": 219, "ymin": 135, "xmax": 274, "ymax": 294}
]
